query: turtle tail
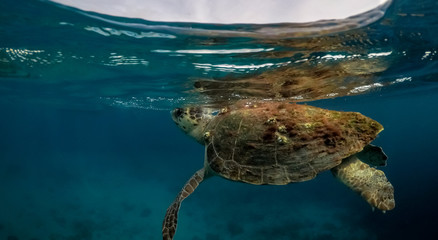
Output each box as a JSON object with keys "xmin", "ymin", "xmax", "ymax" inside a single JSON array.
[{"xmin": 162, "ymin": 168, "xmax": 205, "ymax": 240}]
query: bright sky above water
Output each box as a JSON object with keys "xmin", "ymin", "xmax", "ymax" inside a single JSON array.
[{"xmin": 51, "ymin": 0, "xmax": 390, "ymax": 24}]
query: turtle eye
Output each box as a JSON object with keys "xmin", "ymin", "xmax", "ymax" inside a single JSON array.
[{"xmin": 173, "ymin": 108, "xmax": 184, "ymax": 119}]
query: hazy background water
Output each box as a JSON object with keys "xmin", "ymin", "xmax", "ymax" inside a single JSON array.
[{"xmin": 1, "ymin": 0, "xmax": 438, "ymax": 239}]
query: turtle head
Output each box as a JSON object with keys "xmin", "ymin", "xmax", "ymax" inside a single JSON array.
[{"xmin": 171, "ymin": 106, "xmax": 213, "ymax": 144}]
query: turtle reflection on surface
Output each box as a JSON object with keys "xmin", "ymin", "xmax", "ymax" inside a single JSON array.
[{"xmin": 192, "ymin": 27, "xmax": 393, "ymax": 106}]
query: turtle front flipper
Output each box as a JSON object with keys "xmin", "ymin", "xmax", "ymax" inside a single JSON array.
[
  {"xmin": 331, "ymin": 155, "xmax": 395, "ymax": 212},
  {"xmin": 163, "ymin": 168, "xmax": 205, "ymax": 240}
]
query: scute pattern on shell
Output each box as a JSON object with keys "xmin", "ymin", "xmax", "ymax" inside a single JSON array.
[{"xmin": 205, "ymin": 101, "xmax": 383, "ymax": 185}]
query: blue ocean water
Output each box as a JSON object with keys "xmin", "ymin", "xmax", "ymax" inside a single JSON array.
[{"xmin": 1, "ymin": 0, "xmax": 438, "ymax": 240}]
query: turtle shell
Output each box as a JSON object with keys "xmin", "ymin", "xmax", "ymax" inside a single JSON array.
[{"xmin": 204, "ymin": 100, "xmax": 383, "ymax": 185}]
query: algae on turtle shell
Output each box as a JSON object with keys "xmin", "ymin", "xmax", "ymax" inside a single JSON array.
[{"xmin": 163, "ymin": 100, "xmax": 395, "ymax": 240}]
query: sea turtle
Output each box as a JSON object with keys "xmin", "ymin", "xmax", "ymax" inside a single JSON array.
[{"xmin": 162, "ymin": 100, "xmax": 395, "ymax": 240}]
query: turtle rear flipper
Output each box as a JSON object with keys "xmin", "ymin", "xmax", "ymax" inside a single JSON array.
[
  {"xmin": 332, "ymin": 156, "xmax": 395, "ymax": 212},
  {"xmin": 356, "ymin": 144, "xmax": 388, "ymax": 167},
  {"xmin": 163, "ymin": 168, "xmax": 205, "ymax": 240}
]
